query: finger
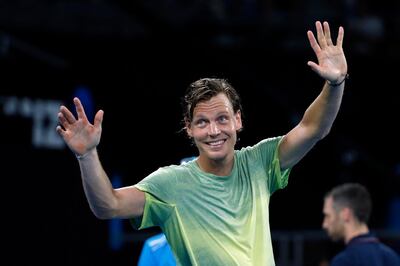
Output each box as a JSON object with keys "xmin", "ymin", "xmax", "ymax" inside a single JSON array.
[
  {"xmin": 94, "ymin": 110, "xmax": 104, "ymax": 129},
  {"xmin": 323, "ymin": 21, "xmax": 333, "ymax": 46},
  {"xmin": 56, "ymin": 125, "xmax": 66, "ymax": 138},
  {"xmin": 73, "ymin": 97, "xmax": 88, "ymax": 121},
  {"xmin": 60, "ymin": 105, "xmax": 76, "ymax": 124},
  {"xmin": 336, "ymin": 26, "xmax": 344, "ymax": 48},
  {"xmin": 58, "ymin": 112, "xmax": 70, "ymax": 129},
  {"xmin": 315, "ymin": 21, "xmax": 327, "ymax": 48},
  {"xmin": 307, "ymin": 30, "xmax": 321, "ymax": 54}
]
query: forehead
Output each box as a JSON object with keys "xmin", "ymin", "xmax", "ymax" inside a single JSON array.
[
  {"xmin": 193, "ymin": 93, "xmax": 233, "ymax": 115},
  {"xmin": 324, "ymin": 197, "xmax": 334, "ymax": 212}
]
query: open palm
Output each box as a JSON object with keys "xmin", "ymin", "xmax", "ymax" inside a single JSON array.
[
  {"xmin": 56, "ymin": 97, "xmax": 104, "ymax": 156},
  {"xmin": 307, "ymin": 21, "xmax": 347, "ymax": 83}
]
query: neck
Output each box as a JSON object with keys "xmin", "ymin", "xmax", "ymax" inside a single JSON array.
[
  {"xmin": 345, "ymin": 223, "xmax": 369, "ymax": 244},
  {"xmin": 197, "ymin": 155, "xmax": 234, "ymax": 176}
]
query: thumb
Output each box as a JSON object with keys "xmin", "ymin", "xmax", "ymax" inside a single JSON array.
[
  {"xmin": 307, "ymin": 61, "xmax": 322, "ymax": 75},
  {"xmin": 307, "ymin": 61, "xmax": 320, "ymax": 74}
]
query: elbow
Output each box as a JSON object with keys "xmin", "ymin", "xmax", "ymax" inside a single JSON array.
[
  {"xmin": 301, "ymin": 120, "xmax": 332, "ymax": 142},
  {"xmin": 91, "ymin": 204, "xmax": 119, "ymax": 220},
  {"xmin": 318, "ymin": 127, "xmax": 331, "ymax": 140},
  {"xmin": 93, "ymin": 209, "xmax": 119, "ymax": 220},
  {"xmin": 93, "ymin": 212, "xmax": 112, "ymax": 220},
  {"xmin": 310, "ymin": 124, "xmax": 331, "ymax": 141}
]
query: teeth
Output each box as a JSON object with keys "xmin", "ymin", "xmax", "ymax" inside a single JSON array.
[{"xmin": 209, "ymin": 140, "xmax": 224, "ymax": 146}]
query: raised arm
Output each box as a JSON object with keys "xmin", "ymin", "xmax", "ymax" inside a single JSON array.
[
  {"xmin": 57, "ymin": 97, "xmax": 145, "ymax": 219},
  {"xmin": 279, "ymin": 21, "xmax": 348, "ymax": 170}
]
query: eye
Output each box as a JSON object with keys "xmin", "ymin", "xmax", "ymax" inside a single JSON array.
[
  {"xmin": 195, "ymin": 119, "xmax": 207, "ymax": 128},
  {"xmin": 218, "ymin": 115, "xmax": 229, "ymax": 123}
]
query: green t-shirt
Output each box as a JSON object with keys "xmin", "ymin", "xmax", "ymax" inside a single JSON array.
[{"xmin": 132, "ymin": 136, "xmax": 290, "ymax": 266}]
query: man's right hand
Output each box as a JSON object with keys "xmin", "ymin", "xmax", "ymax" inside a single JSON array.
[{"xmin": 56, "ymin": 97, "xmax": 104, "ymax": 157}]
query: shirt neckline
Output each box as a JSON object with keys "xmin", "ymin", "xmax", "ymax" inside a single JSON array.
[{"xmin": 190, "ymin": 153, "xmax": 238, "ymax": 180}]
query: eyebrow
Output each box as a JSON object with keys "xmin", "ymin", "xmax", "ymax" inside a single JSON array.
[{"xmin": 194, "ymin": 110, "xmax": 230, "ymax": 118}]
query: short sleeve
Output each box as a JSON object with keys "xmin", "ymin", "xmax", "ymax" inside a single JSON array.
[{"xmin": 131, "ymin": 192, "xmax": 175, "ymax": 229}]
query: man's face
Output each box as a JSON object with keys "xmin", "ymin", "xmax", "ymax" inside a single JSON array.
[
  {"xmin": 186, "ymin": 93, "xmax": 242, "ymax": 162},
  {"xmin": 322, "ymin": 196, "xmax": 345, "ymax": 242}
]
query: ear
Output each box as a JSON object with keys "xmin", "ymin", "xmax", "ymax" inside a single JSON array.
[
  {"xmin": 185, "ymin": 120, "xmax": 193, "ymax": 137},
  {"xmin": 235, "ymin": 110, "xmax": 243, "ymax": 131},
  {"xmin": 341, "ymin": 207, "xmax": 352, "ymax": 222}
]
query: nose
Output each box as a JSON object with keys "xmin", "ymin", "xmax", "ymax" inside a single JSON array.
[{"xmin": 209, "ymin": 122, "xmax": 221, "ymax": 136}]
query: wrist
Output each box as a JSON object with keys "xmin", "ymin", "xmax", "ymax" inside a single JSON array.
[
  {"xmin": 76, "ymin": 152, "xmax": 89, "ymax": 160},
  {"xmin": 75, "ymin": 149, "xmax": 95, "ymax": 160},
  {"xmin": 327, "ymin": 73, "xmax": 349, "ymax": 87}
]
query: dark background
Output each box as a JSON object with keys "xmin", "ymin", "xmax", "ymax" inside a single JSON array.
[{"xmin": 1, "ymin": 1, "xmax": 399, "ymax": 265}]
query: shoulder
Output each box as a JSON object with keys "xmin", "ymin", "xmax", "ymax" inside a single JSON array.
[
  {"xmin": 378, "ymin": 243, "xmax": 400, "ymax": 263},
  {"xmin": 237, "ymin": 136, "xmax": 283, "ymax": 155},
  {"xmin": 135, "ymin": 164, "xmax": 190, "ymax": 193},
  {"xmin": 236, "ymin": 136, "xmax": 284, "ymax": 164},
  {"xmin": 330, "ymin": 249, "xmax": 355, "ymax": 266},
  {"xmin": 144, "ymin": 164, "xmax": 189, "ymax": 180}
]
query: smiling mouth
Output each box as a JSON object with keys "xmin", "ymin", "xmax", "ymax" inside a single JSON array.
[{"xmin": 206, "ymin": 139, "xmax": 226, "ymax": 147}]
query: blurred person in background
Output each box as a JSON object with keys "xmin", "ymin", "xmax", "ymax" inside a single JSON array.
[
  {"xmin": 138, "ymin": 232, "xmax": 175, "ymax": 266},
  {"xmin": 322, "ymin": 183, "xmax": 400, "ymax": 266}
]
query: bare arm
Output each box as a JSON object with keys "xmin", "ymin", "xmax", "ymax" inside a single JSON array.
[
  {"xmin": 279, "ymin": 21, "xmax": 348, "ymax": 169},
  {"xmin": 57, "ymin": 97, "xmax": 145, "ymax": 219}
]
